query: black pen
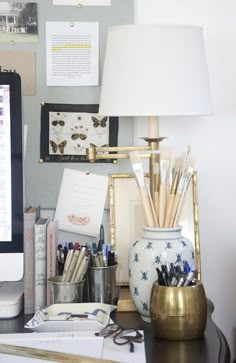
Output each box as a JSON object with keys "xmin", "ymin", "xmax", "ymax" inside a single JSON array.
[
  {"xmin": 108, "ymin": 251, "xmax": 115, "ymax": 266},
  {"xmin": 97, "ymin": 224, "xmax": 104, "ymax": 252}
]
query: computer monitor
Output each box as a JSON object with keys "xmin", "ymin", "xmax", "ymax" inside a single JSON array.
[{"xmin": 0, "ymin": 72, "xmax": 24, "ymax": 281}]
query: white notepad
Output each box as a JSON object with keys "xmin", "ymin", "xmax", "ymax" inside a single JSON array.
[{"xmin": 55, "ymin": 168, "xmax": 108, "ymax": 237}]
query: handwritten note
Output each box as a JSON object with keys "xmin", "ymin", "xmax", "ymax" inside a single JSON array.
[
  {"xmin": 46, "ymin": 22, "xmax": 99, "ymax": 86},
  {"xmin": 54, "ymin": 169, "xmax": 108, "ymax": 237}
]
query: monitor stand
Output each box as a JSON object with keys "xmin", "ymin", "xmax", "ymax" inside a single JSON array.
[{"xmin": 0, "ymin": 281, "xmax": 24, "ymax": 318}]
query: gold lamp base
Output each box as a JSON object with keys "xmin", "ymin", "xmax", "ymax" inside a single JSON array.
[{"xmin": 150, "ymin": 281, "xmax": 207, "ymax": 340}]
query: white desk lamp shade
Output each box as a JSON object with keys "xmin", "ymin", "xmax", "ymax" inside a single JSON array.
[{"xmin": 99, "ymin": 24, "xmax": 212, "ymax": 117}]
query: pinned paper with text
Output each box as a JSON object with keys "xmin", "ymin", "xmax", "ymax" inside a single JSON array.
[
  {"xmin": 53, "ymin": 0, "xmax": 111, "ymax": 5},
  {"xmin": 46, "ymin": 22, "xmax": 99, "ymax": 86},
  {"xmin": 55, "ymin": 168, "xmax": 108, "ymax": 237}
]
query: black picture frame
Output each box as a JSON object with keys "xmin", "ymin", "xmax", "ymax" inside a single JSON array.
[{"xmin": 40, "ymin": 103, "xmax": 119, "ymax": 162}]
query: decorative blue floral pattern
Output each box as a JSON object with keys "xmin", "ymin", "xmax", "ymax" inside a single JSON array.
[
  {"xmin": 175, "ymin": 253, "xmax": 182, "ymax": 264},
  {"xmin": 181, "ymin": 239, "xmax": 188, "ymax": 247},
  {"xmin": 145, "ymin": 241, "xmax": 153, "ymax": 249},
  {"xmin": 165, "ymin": 241, "xmax": 172, "ymax": 249},
  {"xmin": 141, "ymin": 271, "xmax": 148, "ymax": 281},
  {"xmin": 153, "ymin": 255, "xmax": 161, "ymax": 265},
  {"xmin": 133, "ymin": 252, "xmax": 139, "ymax": 263},
  {"xmin": 142, "ymin": 302, "xmax": 149, "ymax": 312},
  {"xmin": 134, "ymin": 286, "xmax": 139, "ymax": 296}
]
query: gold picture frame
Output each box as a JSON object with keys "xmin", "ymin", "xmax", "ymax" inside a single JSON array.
[{"xmin": 109, "ymin": 171, "xmax": 201, "ymax": 286}]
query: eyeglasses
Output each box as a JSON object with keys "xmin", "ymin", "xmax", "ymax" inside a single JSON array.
[{"xmin": 95, "ymin": 323, "xmax": 143, "ymax": 353}]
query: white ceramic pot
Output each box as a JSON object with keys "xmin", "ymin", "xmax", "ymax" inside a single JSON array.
[{"xmin": 128, "ymin": 226, "xmax": 195, "ymax": 322}]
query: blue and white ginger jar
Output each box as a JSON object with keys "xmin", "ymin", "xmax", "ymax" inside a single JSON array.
[{"xmin": 128, "ymin": 226, "xmax": 195, "ymax": 322}]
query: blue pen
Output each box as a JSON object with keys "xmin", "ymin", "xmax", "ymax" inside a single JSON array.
[
  {"xmin": 183, "ymin": 260, "xmax": 190, "ymax": 273},
  {"xmin": 92, "ymin": 242, "xmax": 98, "ymax": 254}
]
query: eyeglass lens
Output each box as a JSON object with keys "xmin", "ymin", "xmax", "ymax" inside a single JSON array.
[
  {"xmin": 95, "ymin": 323, "xmax": 120, "ymax": 338},
  {"xmin": 114, "ymin": 328, "xmax": 143, "ymax": 345},
  {"xmin": 95, "ymin": 324, "xmax": 143, "ymax": 353}
]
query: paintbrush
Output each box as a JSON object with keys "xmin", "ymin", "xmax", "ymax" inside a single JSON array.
[
  {"xmin": 172, "ymin": 167, "xmax": 194, "ymax": 227},
  {"xmin": 158, "ymin": 146, "xmax": 171, "ymax": 227},
  {"xmin": 169, "ymin": 146, "xmax": 191, "ymax": 227},
  {"xmin": 130, "ymin": 151, "xmax": 156, "ymax": 227},
  {"xmin": 0, "ymin": 343, "xmax": 117, "ymax": 363},
  {"xmin": 153, "ymin": 161, "xmax": 160, "ymax": 221},
  {"xmin": 164, "ymin": 157, "xmax": 181, "ymax": 227},
  {"xmin": 145, "ymin": 177, "xmax": 159, "ymax": 227}
]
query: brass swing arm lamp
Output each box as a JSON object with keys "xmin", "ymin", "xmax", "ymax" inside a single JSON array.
[
  {"xmin": 86, "ymin": 24, "xmax": 212, "ymax": 288},
  {"xmin": 86, "ymin": 134, "xmax": 166, "ymax": 198}
]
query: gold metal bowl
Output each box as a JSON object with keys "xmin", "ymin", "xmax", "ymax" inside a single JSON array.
[{"xmin": 150, "ymin": 281, "xmax": 207, "ymax": 340}]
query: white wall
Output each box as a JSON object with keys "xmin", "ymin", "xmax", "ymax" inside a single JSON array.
[{"xmin": 135, "ymin": 0, "xmax": 236, "ymax": 359}]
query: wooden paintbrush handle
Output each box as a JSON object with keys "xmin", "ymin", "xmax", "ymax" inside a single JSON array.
[
  {"xmin": 154, "ymin": 191, "xmax": 159, "ymax": 224},
  {"xmin": 159, "ymin": 183, "xmax": 167, "ymax": 227},
  {"xmin": 173, "ymin": 194, "xmax": 185, "ymax": 228},
  {"xmin": 149, "ymin": 192, "xmax": 159, "ymax": 227},
  {"xmin": 169, "ymin": 193, "xmax": 181, "ymax": 227},
  {"xmin": 164, "ymin": 193, "xmax": 175, "ymax": 227},
  {"xmin": 139, "ymin": 187, "xmax": 156, "ymax": 227},
  {"xmin": 0, "ymin": 343, "xmax": 116, "ymax": 363}
]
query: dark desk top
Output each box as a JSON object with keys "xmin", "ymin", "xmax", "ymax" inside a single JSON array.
[{"xmin": 0, "ymin": 300, "xmax": 231, "ymax": 363}]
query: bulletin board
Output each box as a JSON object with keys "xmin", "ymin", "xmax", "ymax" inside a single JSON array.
[{"xmin": 0, "ymin": 0, "xmax": 134, "ymax": 215}]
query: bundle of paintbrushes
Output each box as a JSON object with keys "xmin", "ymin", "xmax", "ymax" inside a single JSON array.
[{"xmin": 130, "ymin": 146, "xmax": 194, "ymax": 228}]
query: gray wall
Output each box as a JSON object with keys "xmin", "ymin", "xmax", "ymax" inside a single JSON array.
[{"xmin": 1, "ymin": 0, "xmax": 134, "ymax": 242}]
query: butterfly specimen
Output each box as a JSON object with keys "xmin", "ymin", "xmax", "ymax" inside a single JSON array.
[
  {"xmin": 49, "ymin": 140, "xmax": 67, "ymax": 154},
  {"xmin": 52, "ymin": 120, "xmax": 65, "ymax": 126},
  {"xmin": 92, "ymin": 116, "xmax": 108, "ymax": 128},
  {"xmin": 71, "ymin": 133, "xmax": 87, "ymax": 141},
  {"xmin": 89, "ymin": 143, "xmax": 109, "ymax": 148}
]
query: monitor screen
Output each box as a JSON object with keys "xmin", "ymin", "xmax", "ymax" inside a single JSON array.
[{"xmin": 0, "ymin": 72, "xmax": 23, "ymax": 281}]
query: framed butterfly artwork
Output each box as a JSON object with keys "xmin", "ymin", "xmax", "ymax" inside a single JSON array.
[{"xmin": 40, "ymin": 102, "xmax": 119, "ymax": 162}]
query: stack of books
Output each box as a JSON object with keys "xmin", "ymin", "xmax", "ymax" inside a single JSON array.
[{"xmin": 23, "ymin": 206, "xmax": 58, "ymax": 313}]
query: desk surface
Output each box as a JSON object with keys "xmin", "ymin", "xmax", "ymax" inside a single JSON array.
[{"xmin": 0, "ymin": 300, "xmax": 231, "ymax": 363}]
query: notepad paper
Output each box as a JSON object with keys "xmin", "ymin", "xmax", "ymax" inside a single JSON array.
[
  {"xmin": 0, "ymin": 331, "xmax": 146, "ymax": 363},
  {"xmin": 55, "ymin": 169, "xmax": 108, "ymax": 237}
]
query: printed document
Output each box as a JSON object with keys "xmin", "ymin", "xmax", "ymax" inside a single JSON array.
[
  {"xmin": 46, "ymin": 22, "xmax": 99, "ymax": 86},
  {"xmin": 54, "ymin": 168, "xmax": 108, "ymax": 237}
]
